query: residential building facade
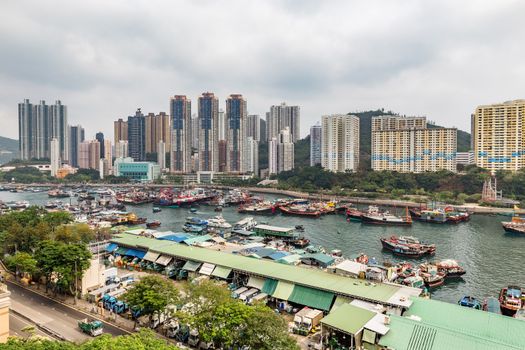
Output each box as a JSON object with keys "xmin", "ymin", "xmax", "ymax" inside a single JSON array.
[
  {"xmin": 266, "ymin": 103, "xmax": 300, "ymax": 142},
  {"xmin": 145, "ymin": 112, "xmax": 171, "ymax": 154},
  {"xmin": 472, "ymin": 100, "xmax": 525, "ymax": 172},
  {"xmin": 114, "ymin": 118, "xmax": 128, "ymax": 144},
  {"xmin": 371, "ymin": 115, "xmax": 457, "ymax": 173},
  {"xmin": 321, "ymin": 115, "xmax": 360, "ymax": 172},
  {"xmin": 68, "ymin": 125, "xmax": 85, "ymax": 168},
  {"xmin": 246, "ymin": 114, "xmax": 261, "ymax": 141},
  {"xmin": 310, "ymin": 122, "xmax": 322, "ymax": 166},
  {"xmin": 225, "ymin": 94, "xmax": 247, "ymax": 172},
  {"xmin": 170, "ymin": 95, "xmax": 192, "ymax": 173},
  {"xmin": 78, "ymin": 140, "xmax": 101, "ymax": 170},
  {"xmin": 269, "ymin": 127, "xmax": 294, "ymax": 174},
  {"xmin": 198, "ymin": 92, "xmax": 219, "ymax": 172},
  {"xmin": 127, "ymin": 108, "xmax": 146, "ymax": 161},
  {"xmin": 50, "ymin": 138, "xmax": 60, "ymax": 177}
]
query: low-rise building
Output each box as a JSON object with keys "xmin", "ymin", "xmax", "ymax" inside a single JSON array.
[
  {"xmin": 456, "ymin": 151, "xmax": 474, "ymax": 166},
  {"xmin": 113, "ymin": 157, "xmax": 160, "ymax": 182}
]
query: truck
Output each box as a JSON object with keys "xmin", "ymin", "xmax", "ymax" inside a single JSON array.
[
  {"xmin": 293, "ymin": 307, "xmax": 323, "ymax": 335},
  {"xmin": 232, "ymin": 286, "xmax": 248, "ymax": 298},
  {"xmin": 78, "ymin": 318, "xmax": 104, "ymax": 337}
]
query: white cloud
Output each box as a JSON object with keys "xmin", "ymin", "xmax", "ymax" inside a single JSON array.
[{"xmin": 0, "ymin": 0, "xmax": 524, "ymax": 139}]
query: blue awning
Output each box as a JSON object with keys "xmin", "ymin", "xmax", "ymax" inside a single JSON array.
[
  {"xmin": 159, "ymin": 234, "xmax": 188, "ymax": 243},
  {"xmin": 268, "ymin": 251, "xmax": 289, "ymax": 260},
  {"xmin": 124, "ymin": 248, "xmax": 147, "ymax": 259},
  {"xmin": 106, "ymin": 243, "xmax": 118, "ymax": 253}
]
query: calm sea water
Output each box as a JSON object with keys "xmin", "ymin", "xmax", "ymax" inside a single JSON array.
[{"xmin": 2, "ymin": 190, "xmax": 524, "ymax": 304}]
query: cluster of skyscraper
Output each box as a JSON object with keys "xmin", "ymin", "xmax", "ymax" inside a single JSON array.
[{"xmin": 111, "ymin": 94, "xmax": 299, "ymax": 177}]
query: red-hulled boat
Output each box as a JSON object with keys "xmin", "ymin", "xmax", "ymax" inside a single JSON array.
[
  {"xmin": 436, "ymin": 259, "xmax": 466, "ymax": 278},
  {"xmin": 279, "ymin": 205, "xmax": 321, "ymax": 218},
  {"xmin": 380, "ymin": 235, "xmax": 435, "ymax": 257},
  {"xmin": 361, "ymin": 206, "xmax": 412, "ymax": 226},
  {"xmin": 499, "ymin": 286, "xmax": 522, "ymax": 317},
  {"xmin": 146, "ymin": 220, "xmax": 161, "ymax": 228},
  {"xmin": 346, "ymin": 207, "xmax": 364, "ymax": 221}
]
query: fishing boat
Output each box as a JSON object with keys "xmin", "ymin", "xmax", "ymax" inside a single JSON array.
[
  {"xmin": 501, "ymin": 216, "xmax": 525, "ymax": 234},
  {"xmin": 361, "ymin": 206, "xmax": 412, "ymax": 226},
  {"xmin": 206, "ymin": 216, "xmax": 232, "ymax": 234},
  {"xmin": 183, "ymin": 224, "xmax": 206, "ymax": 234},
  {"xmin": 436, "ymin": 259, "xmax": 466, "ymax": 278},
  {"xmin": 499, "ymin": 286, "xmax": 522, "ymax": 317},
  {"xmin": 48, "ymin": 189, "xmax": 70, "ymax": 198},
  {"xmin": 279, "ymin": 205, "xmax": 321, "ymax": 218},
  {"xmin": 409, "ymin": 208, "xmax": 447, "ymax": 223},
  {"xmin": 185, "ymin": 217, "xmax": 208, "ymax": 226},
  {"xmin": 238, "ymin": 202, "xmax": 275, "ymax": 215},
  {"xmin": 402, "ymin": 276, "xmax": 425, "ymax": 289},
  {"xmin": 291, "ymin": 237, "xmax": 311, "ymax": 248},
  {"xmin": 380, "ymin": 236, "xmax": 435, "ymax": 257},
  {"xmin": 234, "ymin": 217, "xmax": 258, "ymax": 231},
  {"xmin": 346, "ymin": 207, "xmax": 364, "ymax": 222},
  {"xmin": 126, "ymin": 213, "xmax": 147, "ymax": 225},
  {"xmin": 421, "ymin": 269, "xmax": 445, "ymax": 288},
  {"xmin": 458, "ymin": 296, "xmax": 482, "ymax": 310},
  {"xmin": 146, "ymin": 221, "xmax": 161, "ymax": 228}
]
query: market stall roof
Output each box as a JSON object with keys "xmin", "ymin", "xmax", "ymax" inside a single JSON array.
[
  {"xmin": 124, "ymin": 248, "xmax": 147, "ymax": 259},
  {"xmin": 261, "ymin": 278, "xmax": 278, "ymax": 295},
  {"xmin": 199, "ymin": 263, "xmax": 215, "ymax": 276},
  {"xmin": 183, "ymin": 235, "xmax": 213, "ymax": 246},
  {"xmin": 155, "ymin": 255, "xmax": 173, "ymax": 266},
  {"xmin": 211, "ymin": 266, "xmax": 232, "ymax": 279},
  {"xmin": 321, "ymin": 303, "xmax": 375, "ymax": 336},
  {"xmin": 182, "ymin": 260, "xmax": 202, "ymax": 272},
  {"xmin": 106, "ymin": 243, "xmax": 118, "ymax": 253},
  {"xmin": 272, "ymin": 281, "xmax": 294, "ymax": 300},
  {"xmin": 287, "ymin": 285, "xmax": 334, "ymax": 311},
  {"xmin": 247, "ymin": 276, "xmax": 265, "ymax": 290},
  {"xmin": 143, "ymin": 251, "xmax": 160, "ymax": 262},
  {"xmin": 110, "ymin": 233, "xmax": 418, "ymax": 308}
]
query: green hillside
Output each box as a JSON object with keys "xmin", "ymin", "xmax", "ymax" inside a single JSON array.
[{"xmin": 0, "ymin": 136, "xmax": 19, "ymax": 165}]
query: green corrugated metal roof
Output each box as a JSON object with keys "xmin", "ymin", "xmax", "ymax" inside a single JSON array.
[
  {"xmin": 404, "ymin": 297, "xmax": 525, "ymax": 349},
  {"xmin": 288, "ymin": 285, "xmax": 334, "ymax": 311},
  {"xmin": 183, "ymin": 234, "xmax": 212, "ymax": 246},
  {"xmin": 110, "ymin": 234, "xmax": 404, "ymax": 305},
  {"xmin": 211, "ymin": 266, "xmax": 232, "ymax": 279},
  {"xmin": 379, "ymin": 315, "xmax": 523, "ymax": 350},
  {"xmin": 321, "ymin": 303, "xmax": 375, "ymax": 335},
  {"xmin": 331, "ymin": 295, "xmax": 352, "ymax": 311},
  {"xmin": 272, "ymin": 281, "xmax": 294, "ymax": 300},
  {"xmin": 262, "ymin": 278, "xmax": 278, "ymax": 295},
  {"xmin": 182, "ymin": 260, "xmax": 201, "ymax": 272}
]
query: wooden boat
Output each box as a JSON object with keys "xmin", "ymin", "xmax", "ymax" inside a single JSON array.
[
  {"xmin": 238, "ymin": 202, "xmax": 275, "ymax": 215},
  {"xmin": 409, "ymin": 208, "xmax": 447, "ymax": 224},
  {"xmin": 380, "ymin": 236, "xmax": 435, "ymax": 257},
  {"xmin": 458, "ymin": 296, "xmax": 482, "ymax": 310},
  {"xmin": 279, "ymin": 205, "xmax": 321, "ymax": 218},
  {"xmin": 291, "ymin": 237, "xmax": 311, "ymax": 248},
  {"xmin": 146, "ymin": 221, "xmax": 161, "ymax": 228},
  {"xmin": 346, "ymin": 207, "xmax": 364, "ymax": 222},
  {"xmin": 421, "ymin": 271, "xmax": 445, "ymax": 288},
  {"xmin": 361, "ymin": 206, "xmax": 412, "ymax": 226},
  {"xmin": 499, "ymin": 286, "xmax": 522, "ymax": 317},
  {"xmin": 436, "ymin": 259, "xmax": 466, "ymax": 278},
  {"xmin": 502, "ymin": 216, "xmax": 525, "ymax": 234},
  {"xmin": 126, "ymin": 213, "xmax": 147, "ymax": 225}
]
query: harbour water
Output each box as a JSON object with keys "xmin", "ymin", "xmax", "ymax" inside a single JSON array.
[{"xmin": 2, "ymin": 190, "xmax": 524, "ymax": 305}]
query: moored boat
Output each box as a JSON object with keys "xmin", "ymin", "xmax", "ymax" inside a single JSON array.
[
  {"xmin": 409, "ymin": 208, "xmax": 447, "ymax": 224},
  {"xmin": 146, "ymin": 221, "xmax": 161, "ymax": 228},
  {"xmin": 346, "ymin": 207, "xmax": 364, "ymax": 222},
  {"xmin": 152, "ymin": 207, "xmax": 162, "ymax": 213},
  {"xmin": 499, "ymin": 286, "xmax": 522, "ymax": 317},
  {"xmin": 458, "ymin": 296, "xmax": 482, "ymax": 310},
  {"xmin": 380, "ymin": 235, "xmax": 435, "ymax": 257},
  {"xmin": 279, "ymin": 205, "xmax": 321, "ymax": 218},
  {"xmin": 361, "ymin": 206, "xmax": 412, "ymax": 226},
  {"xmin": 502, "ymin": 216, "xmax": 525, "ymax": 234},
  {"xmin": 436, "ymin": 259, "xmax": 466, "ymax": 278}
]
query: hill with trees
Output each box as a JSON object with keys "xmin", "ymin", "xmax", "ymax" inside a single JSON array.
[{"xmin": 0, "ymin": 135, "xmax": 19, "ymax": 165}]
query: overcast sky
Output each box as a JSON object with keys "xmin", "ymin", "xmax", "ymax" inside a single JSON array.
[{"xmin": 1, "ymin": 0, "xmax": 524, "ymax": 139}]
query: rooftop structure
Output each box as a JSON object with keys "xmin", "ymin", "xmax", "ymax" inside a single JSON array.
[{"xmin": 110, "ymin": 233, "xmax": 421, "ymax": 309}]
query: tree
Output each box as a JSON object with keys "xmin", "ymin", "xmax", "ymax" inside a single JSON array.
[
  {"xmin": 34, "ymin": 240, "xmax": 91, "ymax": 295},
  {"xmin": 178, "ymin": 281, "xmax": 298, "ymax": 349},
  {"xmin": 5, "ymin": 252, "xmax": 37, "ymax": 281},
  {"xmin": 122, "ymin": 275, "xmax": 180, "ymax": 326},
  {"xmin": 54, "ymin": 223, "xmax": 95, "ymax": 244},
  {"xmin": 43, "ymin": 211, "xmax": 73, "ymax": 232},
  {"xmin": 0, "ymin": 329, "xmax": 179, "ymax": 350}
]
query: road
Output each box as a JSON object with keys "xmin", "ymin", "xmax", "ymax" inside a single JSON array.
[
  {"xmin": 7, "ymin": 281, "xmax": 128, "ymax": 342},
  {"xmin": 10, "ymin": 312, "xmax": 50, "ymax": 339}
]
